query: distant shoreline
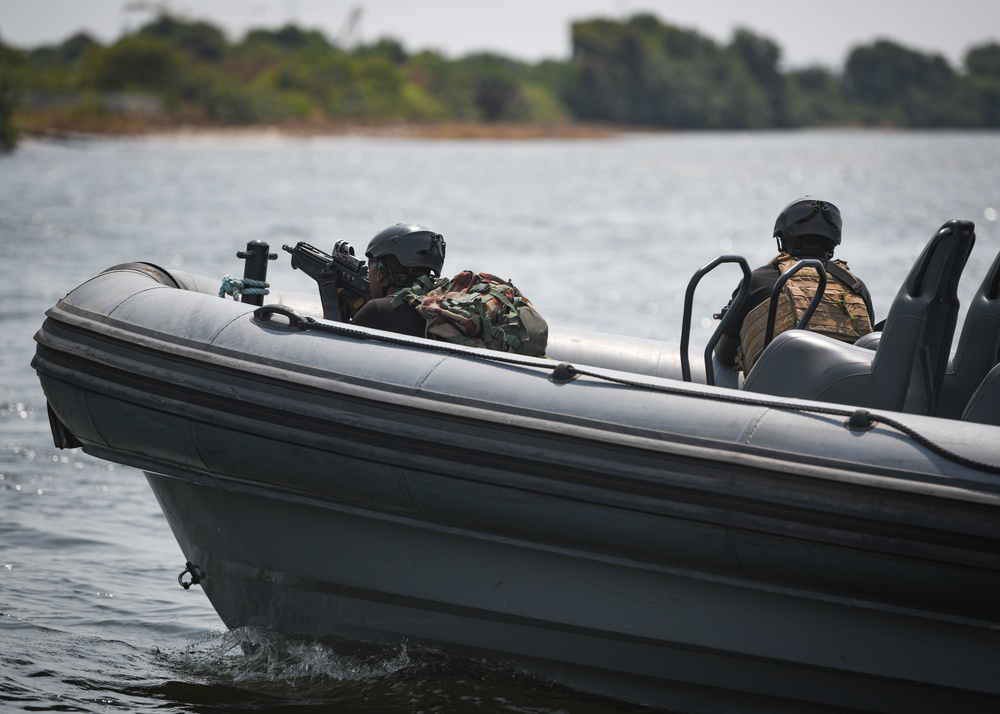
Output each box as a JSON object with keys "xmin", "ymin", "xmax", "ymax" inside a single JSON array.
[{"xmin": 20, "ymin": 120, "xmax": 628, "ymax": 143}]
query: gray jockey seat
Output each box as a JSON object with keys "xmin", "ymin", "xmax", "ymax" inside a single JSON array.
[
  {"xmin": 848, "ymin": 237, "xmax": 1000, "ymax": 419},
  {"xmin": 962, "ymin": 362, "xmax": 1000, "ymax": 426},
  {"xmin": 932, "ymin": 243, "xmax": 1000, "ymax": 419},
  {"xmin": 741, "ymin": 219, "xmax": 976, "ymax": 414}
]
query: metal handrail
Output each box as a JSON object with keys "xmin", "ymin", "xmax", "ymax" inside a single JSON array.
[
  {"xmin": 680, "ymin": 255, "xmax": 751, "ymax": 385},
  {"xmin": 763, "ymin": 258, "xmax": 827, "ymax": 349}
]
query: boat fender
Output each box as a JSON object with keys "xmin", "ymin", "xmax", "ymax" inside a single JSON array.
[
  {"xmin": 550, "ymin": 362, "xmax": 579, "ymax": 384},
  {"xmin": 846, "ymin": 409, "xmax": 876, "ymax": 431},
  {"xmin": 178, "ymin": 562, "xmax": 205, "ymax": 590}
]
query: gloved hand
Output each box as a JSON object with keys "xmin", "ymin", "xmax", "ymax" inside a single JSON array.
[{"xmin": 319, "ymin": 268, "xmax": 367, "ymax": 321}]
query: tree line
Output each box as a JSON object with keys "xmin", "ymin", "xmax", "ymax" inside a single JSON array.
[
  {"xmin": 569, "ymin": 15, "xmax": 1000, "ymax": 129},
  {"xmin": 3, "ymin": 12, "xmax": 1000, "ymax": 150}
]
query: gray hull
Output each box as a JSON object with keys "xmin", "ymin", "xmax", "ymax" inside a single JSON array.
[{"xmin": 33, "ymin": 263, "xmax": 1000, "ymax": 712}]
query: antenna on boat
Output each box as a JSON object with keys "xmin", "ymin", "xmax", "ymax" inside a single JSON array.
[{"xmin": 236, "ymin": 240, "xmax": 278, "ymax": 306}]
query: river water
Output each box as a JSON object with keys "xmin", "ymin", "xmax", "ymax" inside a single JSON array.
[{"xmin": 2, "ymin": 129, "xmax": 999, "ymax": 713}]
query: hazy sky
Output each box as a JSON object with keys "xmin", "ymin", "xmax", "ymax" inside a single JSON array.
[{"xmin": 2, "ymin": 0, "xmax": 999, "ymax": 70}]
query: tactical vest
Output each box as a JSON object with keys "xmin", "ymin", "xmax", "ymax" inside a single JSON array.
[{"xmin": 738, "ymin": 253, "xmax": 873, "ymax": 373}]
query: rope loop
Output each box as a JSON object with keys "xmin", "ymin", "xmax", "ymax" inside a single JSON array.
[{"xmin": 219, "ymin": 275, "xmax": 270, "ymax": 301}]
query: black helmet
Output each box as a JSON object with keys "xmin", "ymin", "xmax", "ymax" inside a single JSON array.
[
  {"xmin": 366, "ymin": 223, "xmax": 446, "ymax": 277},
  {"xmin": 773, "ymin": 197, "xmax": 842, "ymax": 255}
]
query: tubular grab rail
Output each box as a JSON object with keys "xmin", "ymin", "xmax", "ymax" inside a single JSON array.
[
  {"xmin": 680, "ymin": 255, "xmax": 751, "ymax": 385},
  {"xmin": 762, "ymin": 258, "xmax": 828, "ymax": 351}
]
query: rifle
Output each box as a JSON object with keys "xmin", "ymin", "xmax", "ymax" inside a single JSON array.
[{"xmin": 283, "ymin": 240, "xmax": 371, "ymax": 322}]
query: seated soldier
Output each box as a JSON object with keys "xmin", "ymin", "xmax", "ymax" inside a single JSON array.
[
  {"xmin": 714, "ymin": 197, "xmax": 875, "ymax": 373},
  {"xmin": 351, "ymin": 223, "xmax": 446, "ymax": 337},
  {"xmin": 321, "ymin": 222, "xmax": 546, "ymax": 356}
]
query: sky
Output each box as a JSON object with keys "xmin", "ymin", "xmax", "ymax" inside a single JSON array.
[{"xmin": 2, "ymin": 0, "xmax": 1000, "ymax": 71}]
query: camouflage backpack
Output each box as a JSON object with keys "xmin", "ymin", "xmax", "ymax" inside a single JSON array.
[{"xmin": 391, "ymin": 271, "xmax": 548, "ymax": 357}]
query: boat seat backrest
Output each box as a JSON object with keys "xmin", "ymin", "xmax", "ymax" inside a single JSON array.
[
  {"xmin": 962, "ymin": 362, "xmax": 1000, "ymax": 426},
  {"xmin": 853, "ymin": 332, "xmax": 881, "ymax": 350},
  {"xmin": 741, "ymin": 220, "xmax": 975, "ymax": 413},
  {"xmin": 935, "ymin": 244, "xmax": 1000, "ymax": 419}
]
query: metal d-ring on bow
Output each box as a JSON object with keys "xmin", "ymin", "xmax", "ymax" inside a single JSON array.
[{"xmin": 178, "ymin": 561, "xmax": 204, "ymax": 590}]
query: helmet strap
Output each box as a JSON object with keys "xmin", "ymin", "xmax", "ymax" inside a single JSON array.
[{"xmin": 390, "ymin": 266, "xmax": 426, "ymax": 290}]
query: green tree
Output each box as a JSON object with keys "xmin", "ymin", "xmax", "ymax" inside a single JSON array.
[
  {"xmin": 355, "ymin": 55, "xmax": 407, "ymax": 117},
  {"xmin": 25, "ymin": 32, "xmax": 101, "ymax": 91},
  {"xmin": 966, "ymin": 42, "xmax": 1000, "ymax": 77},
  {"xmin": 401, "ymin": 50, "xmax": 472, "ymax": 120},
  {"xmin": 964, "ymin": 43, "xmax": 1000, "ymax": 126},
  {"xmin": 844, "ymin": 40, "xmax": 961, "ymax": 126},
  {"xmin": 256, "ymin": 47, "xmax": 371, "ymax": 118},
  {"xmin": 228, "ymin": 24, "xmax": 335, "ymax": 92},
  {"xmin": 357, "ymin": 37, "xmax": 409, "ymax": 65},
  {"xmin": 135, "ymin": 14, "xmax": 228, "ymax": 63},
  {"xmin": 81, "ymin": 36, "xmax": 180, "ymax": 92},
  {"xmin": 241, "ymin": 24, "xmax": 332, "ymax": 55},
  {"xmin": 567, "ymin": 14, "xmax": 778, "ymax": 129},
  {"xmin": 30, "ymin": 31, "xmax": 100, "ymax": 68},
  {"xmin": 568, "ymin": 18, "xmax": 638, "ymax": 122},
  {"xmin": 727, "ymin": 28, "xmax": 787, "ymax": 126},
  {"xmin": 785, "ymin": 66, "xmax": 852, "ymax": 126},
  {"xmin": 0, "ymin": 42, "xmax": 26, "ymax": 150},
  {"xmin": 459, "ymin": 54, "xmax": 527, "ymax": 121}
]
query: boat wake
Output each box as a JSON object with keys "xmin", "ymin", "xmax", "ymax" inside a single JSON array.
[
  {"xmin": 153, "ymin": 626, "xmax": 651, "ymax": 712},
  {"xmin": 174, "ymin": 626, "xmax": 414, "ymax": 687}
]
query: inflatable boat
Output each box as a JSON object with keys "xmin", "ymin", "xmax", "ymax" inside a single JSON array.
[{"xmin": 32, "ymin": 220, "xmax": 1000, "ymax": 712}]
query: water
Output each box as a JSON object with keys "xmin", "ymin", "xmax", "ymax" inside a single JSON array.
[{"xmin": 2, "ymin": 129, "xmax": 999, "ymax": 712}]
